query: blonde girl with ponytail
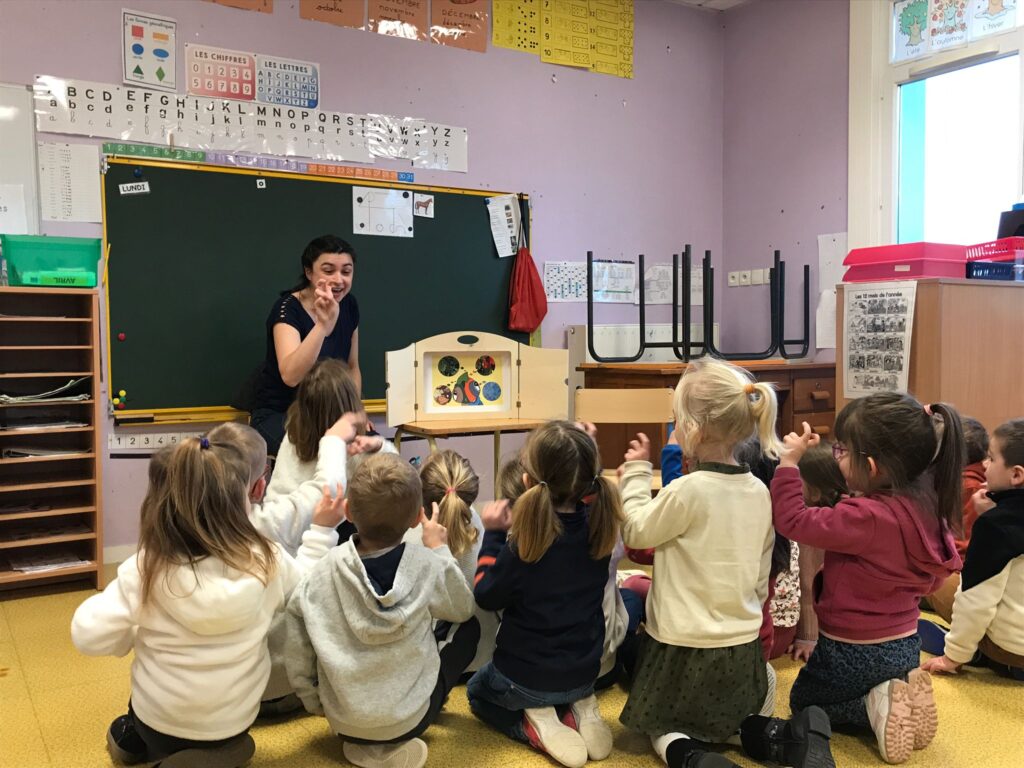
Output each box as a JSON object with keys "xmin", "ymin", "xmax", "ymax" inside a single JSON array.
[
  {"xmin": 72, "ymin": 434, "xmax": 344, "ymax": 767},
  {"xmin": 411, "ymin": 450, "xmax": 484, "ymax": 587},
  {"xmin": 618, "ymin": 359, "xmax": 836, "ymax": 768},
  {"xmin": 468, "ymin": 421, "xmax": 624, "ymax": 768}
]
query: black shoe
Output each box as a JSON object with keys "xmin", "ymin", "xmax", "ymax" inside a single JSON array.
[
  {"xmin": 666, "ymin": 740, "xmax": 742, "ymax": 768},
  {"xmin": 686, "ymin": 752, "xmax": 743, "ymax": 768},
  {"xmin": 106, "ymin": 715, "xmax": 148, "ymax": 765},
  {"xmin": 742, "ymin": 707, "xmax": 835, "ymax": 768},
  {"xmin": 154, "ymin": 733, "xmax": 256, "ymax": 768},
  {"xmin": 258, "ymin": 692, "xmax": 303, "ymax": 717}
]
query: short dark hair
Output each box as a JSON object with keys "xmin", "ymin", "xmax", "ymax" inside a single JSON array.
[
  {"xmin": 347, "ymin": 453, "xmax": 422, "ymax": 545},
  {"xmin": 961, "ymin": 417, "xmax": 989, "ymax": 466},
  {"xmin": 799, "ymin": 443, "xmax": 848, "ymax": 506},
  {"xmin": 993, "ymin": 418, "xmax": 1024, "ymax": 468}
]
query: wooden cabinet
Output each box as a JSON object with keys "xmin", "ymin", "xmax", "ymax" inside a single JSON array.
[
  {"xmin": 578, "ymin": 361, "xmax": 837, "ymax": 469},
  {"xmin": 836, "ymin": 279, "xmax": 1024, "ymax": 432},
  {"xmin": 0, "ymin": 287, "xmax": 104, "ymax": 590}
]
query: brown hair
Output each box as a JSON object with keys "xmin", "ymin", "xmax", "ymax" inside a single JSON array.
[
  {"xmin": 497, "ymin": 452, "xmax": 526, "ymax": 503},
  {"xmin": 799, "ymin": 443, "xmax": 848, "ymax": 507},
  {"xmin": 512, "ymin": 421, "xmax": 623, "ymax": 563},
  {"xmin": 137, "ymin": 436, "xmax": 277, "ymax": 604},
  {"xmin": 285, "ymin": 359, "xmax": 364, "ymax": 463},
  {"xmin": 673, "ymin": 359, "xmax": 782, "ymax": 461},
  {"xmin": 347, "ymin": 453, "xmax": 422, "ymax": 545},
  {"xmin": 961, "ymin": 417, "xmax": 990, "ymax": 466},
  {"xmin": 993, "ymin": 418, "xmax": 1024, "ymax": 468},
  {"xmin": 834, "ymin": 393, "xmax": 964, "ymax": 529},
  {"xmin": 420, "ymin": 450, "xmax": 479, "ymax": 557},
  {"xmin": 207, "ymin": 421, "xmax": 267, "ymax": 487}
]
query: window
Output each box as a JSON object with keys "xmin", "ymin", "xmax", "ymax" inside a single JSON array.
[{"xmin": 897, "ymin": 55, "xmax": 1020, "ymax": 243}]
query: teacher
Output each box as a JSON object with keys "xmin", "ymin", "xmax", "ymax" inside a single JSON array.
[{"xmin": 250, "ymin": 235, "xmax": 360, "ymax": 455}]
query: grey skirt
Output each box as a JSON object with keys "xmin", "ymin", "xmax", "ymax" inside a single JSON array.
[{"xmin": 619, "ymin": 633, "xmax": 768, "ymax": 742}]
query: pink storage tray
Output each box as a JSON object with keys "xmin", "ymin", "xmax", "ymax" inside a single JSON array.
[{"xmin": 842, "ymin": 242, "xmax": 966, "ymax": 283}]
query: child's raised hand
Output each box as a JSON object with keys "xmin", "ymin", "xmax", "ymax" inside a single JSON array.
[
  {"xmin": 971, "ymin": 487, "xmax": 996, "ymax": 517},
  {"xmin": 575, "ymin": 421, "xmax": 598, "ymax": 440},
  {"xmin": 347, "ymin": 435, "xmax": 384, "ymax": 456},
  {"xmin": 420, "ymin": 504, "xmax": 448, "ymax": 548},
  {"xmin": 780, "ymin": 422, "xmax": 820, "ymax": 467},
  {"xmin": 481, "ymin": 499, "xmax": 513, "ymax": 531},
  {"xmin": 312, "ymin": 483, "xmax": 345, "ymax": 528},
  {"xmin": 920, "ymin": 654, "xmax": 962, "ymax": 675},
  {"xmin": 624, "ymin": 432, "xmax": 651, "ymax": 463},
  {"xmin": 325, "ymin": 411, "xmax": 365, "ymax": 443}
]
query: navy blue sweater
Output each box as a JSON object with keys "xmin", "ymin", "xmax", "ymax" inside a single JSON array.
[{"xmin": 474, "ymin": 511, "xmax": 609, "ymax": 692}]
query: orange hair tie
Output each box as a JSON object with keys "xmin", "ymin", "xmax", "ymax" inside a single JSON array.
[{"xmin": 743, "ymin": 383, "xmax": 756, "ymax": 395}]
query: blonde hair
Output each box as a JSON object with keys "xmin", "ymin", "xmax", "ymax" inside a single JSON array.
[
  {"xmin": 420, "ymin": 450, "xmax": 479, "ymax": 557},
  {"xmin": 347, "ymin": 453, "xmax": 422, "ymax": 545},
  {"xmin": 137, "ymin": 436, "xmax": 277, "ymax": 605},
  {"xmin": 512, "ymin": 421, "xmax": 623, "ymax": 563},
  {"xmin": 207, "ymin": 421, "xmax": 267, "ymax": 487},
  {"xmin": 672, "ymin": 359, "xmax": 781, "ymax": 461},
  {"xmin": 286, "ymin": 359, "xmax": 364, "ymax": 462}
]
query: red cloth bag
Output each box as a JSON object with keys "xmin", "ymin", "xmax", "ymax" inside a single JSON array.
[{"xmin": 507, "ymin": 197, "xmax": 547, "ymax": 333}]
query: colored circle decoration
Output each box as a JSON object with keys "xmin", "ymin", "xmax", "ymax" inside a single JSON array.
[
  {"xmin": 438, "ymin": 355, "xmax": 460, "ymax": 377},
  {"xmin": 482, "ymin": 382, "xmax": 502, "ymax": 402},
  {"xmin": 475, "ymin": 355, "xmax": 496, "ymax": 376},
  {"xmin": 434, "ymin": 385, "xmax": 452, "ymax": 405}
]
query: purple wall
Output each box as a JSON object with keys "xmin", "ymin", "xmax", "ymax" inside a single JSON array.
[
  {"xmin": 0, "ymin": 0, "xmax": 726, "ymax": 548},
  {"xmin": 720, "ymin": 0, "xmax": 849, "ymax": 355}
]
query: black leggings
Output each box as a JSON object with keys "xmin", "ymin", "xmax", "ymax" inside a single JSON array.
[
  {"xmin": 339, "ymin": 616, "xmax": 482, "ymax": 745},
  {"xmin": 127, "ymin": 702, "xmax": 246, "ymax": 760}
]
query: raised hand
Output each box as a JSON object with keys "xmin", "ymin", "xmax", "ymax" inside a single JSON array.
[
  {"xmin": 348, "ymin": 435, "xmax": 384, "ymax": 456},
  {"xmin": 481, "ymin": 499, "xmax": 513, "ymax": 531},
  {"xmin": 575, "ymin": 421, "xmax": 598, "ymax": 440},
  {"xmin": 780, "ymin": 422, "xmax": 820, "ymax": 468},
  {"xmin": 312, "ymin": 278, "xmax": 340, "ymax": 334},
  {"xmin": 325, "ymin": 411, "xmax": 366, "ymax": 443},
  {"xmin": 624, "ymin": 432, "xmax": 651, "ymax": 463},
  {"xmin": 312, "ymin": 483, "xmax": 345, "ymax": 528},
  {"xmin": 420, "ymin": 504, "xmax": 448, "ymax": 548}
]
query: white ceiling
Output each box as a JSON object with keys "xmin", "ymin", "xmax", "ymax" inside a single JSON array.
[{"xmin": 665, "ymin": 0, "xmax": 752, "ymax": 12}]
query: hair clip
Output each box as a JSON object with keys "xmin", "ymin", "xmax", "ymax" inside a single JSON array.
[
  {"xmin": 199, "ymin": 436, "xmax": 210, "ymax": 450},
  {"xmin": 924, "ymin": 404, "xmax": 934, "ymax": 417}
]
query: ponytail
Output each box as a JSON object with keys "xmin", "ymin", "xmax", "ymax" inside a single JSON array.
[
  {"xmin": 586, "ymin": 475, "xmax": 624, "ymax": 559},
  {"xmin": 420, "ymin": 450, "xmax": 480, "ymax": 557},
  {"xmin": 927, "ymin": 402, "xmax": 965, "ymax": 531},
  {"xmin": 509, "ymin": 482, "xmax": 562, "ymax": 563},
  {"xmin": 748, "ymin": 381, "xmax": 782, "ymax": 460}
]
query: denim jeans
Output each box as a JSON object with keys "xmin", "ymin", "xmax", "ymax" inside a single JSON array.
[{"xmin": 466, "ymin": 662, "xmax": 595, "ymax": 742}]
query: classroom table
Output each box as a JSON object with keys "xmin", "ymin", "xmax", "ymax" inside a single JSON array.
[{"xmin": 392, "ymin": 418, "xmax": 547, "ymax": 497}]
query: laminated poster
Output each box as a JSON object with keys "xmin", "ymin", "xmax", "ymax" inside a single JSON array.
[
  {"xmin": 185, "ymin": 44, "xmax": 256, "ymax": 100},
  {"xmin": 493, "ymin": 0, "xmax": 539, "ymax": 54},
  {"xmin": 969, "ymin": 0, "xmax": 1017, "ymax": 39},
  {"xmin": 893, "ymin": 0, "xmax": 930, "ymax": 62},
  {"xmin": 431, "ymin": 0, "xmax": 489, "ymax": 52},
  {"xmin": 122, "ymin": 9, "xmax": 177, "ymax": 92},
  {"xmin": 929, "ymin": 0, "xmax": 968, "ymax": 51},
  {"xmin": 352, "ymin": 186, "xmax": 414, "ymax": 238},
  {"xmin": 842, "ymin": 281, "xmax": 917, "ymax": 399},
  {"xmin": 299, "ymin": 0, "xmax": 365, "ymax": 28},
  {"xmin": 368, "ymin": 0, "xmax": 429, "ymax": 41},
  {"xmin": 540, "ymin": 0, "xmax": 591, "ymax": 68}
]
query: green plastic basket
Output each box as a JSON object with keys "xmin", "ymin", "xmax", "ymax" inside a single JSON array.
[{"xmin": 0, "ymin": 235, "xmax": 101, "ymax": 288}]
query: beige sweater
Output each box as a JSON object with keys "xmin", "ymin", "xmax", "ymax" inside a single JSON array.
[{"xmin": 620, "ymin": 460, "xmax": 774, "ymax": 649}]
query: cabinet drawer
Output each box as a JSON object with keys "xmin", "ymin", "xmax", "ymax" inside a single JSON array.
[
  {"xmin": 793, "ymin": 377, "xmax": 836, "ymax": 412},
  {"xmin": 793, "ymin": 412, "xmax": 835, "ymax": 439}
]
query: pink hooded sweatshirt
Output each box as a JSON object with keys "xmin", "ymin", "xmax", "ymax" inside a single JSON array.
[{"xmin": 771, "ymin": 466, "xmax": 962, "ymax": 642}]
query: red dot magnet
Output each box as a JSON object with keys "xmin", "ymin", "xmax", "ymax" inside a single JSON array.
[
  {"xmin": 117, "ymin": 402, "xmax": 126, "ymax": 410},
  {"xmin": 118, "ymin": 332, "xmax": 126, "ymax": 341}
]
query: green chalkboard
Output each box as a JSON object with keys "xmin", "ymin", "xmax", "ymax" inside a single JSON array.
[{"xmin": 103, "ymin": 159, "xmax": 527, "ymax": 413}]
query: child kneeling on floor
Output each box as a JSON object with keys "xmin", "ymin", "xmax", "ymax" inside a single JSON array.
[{"xmin": 284, "ymin": 452, "xmax": 478, "ymax": 768}]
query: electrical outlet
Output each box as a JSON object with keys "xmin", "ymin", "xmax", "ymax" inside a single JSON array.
[
  {"xmin": 739, "ymin": 270, "xmax": 751, "ymax": 286},
  {"xmin": 727, "ymin": 271, "xmax": 739, "ymax": 287},
  {"xmin": 751, "ymin": 268, "xmax": 764, "ymax": 285}
]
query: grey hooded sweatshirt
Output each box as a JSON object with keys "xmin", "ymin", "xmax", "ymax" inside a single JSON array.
[{"xmin": 284, "ymin": 538, "xmax": 475, "ymax": 741}]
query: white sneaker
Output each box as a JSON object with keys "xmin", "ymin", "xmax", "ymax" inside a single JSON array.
[
  {"xmin": 568, "ymin": 694, "xmax": 613, "ymax": 760},
  {"xmin": 343, "ymin": 739, "xmax": 428, "ymax": 768},
  {"xmin": 865, "ymin": 679, "xmax": 914, "ymax": 764},
  {"xmin": 523, "ymin": 706, "xmax": 588, "ymax": 768}
]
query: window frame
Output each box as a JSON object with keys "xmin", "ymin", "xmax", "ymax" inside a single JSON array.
[{"xmin": 848, "ymin": 1, "xmax": 1024, "ymax": 249}]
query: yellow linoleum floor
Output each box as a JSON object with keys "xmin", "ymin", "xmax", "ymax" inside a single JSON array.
[{"xmin": 1, "ymin": 579, "xmax": 1022, "ymax": 768}]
